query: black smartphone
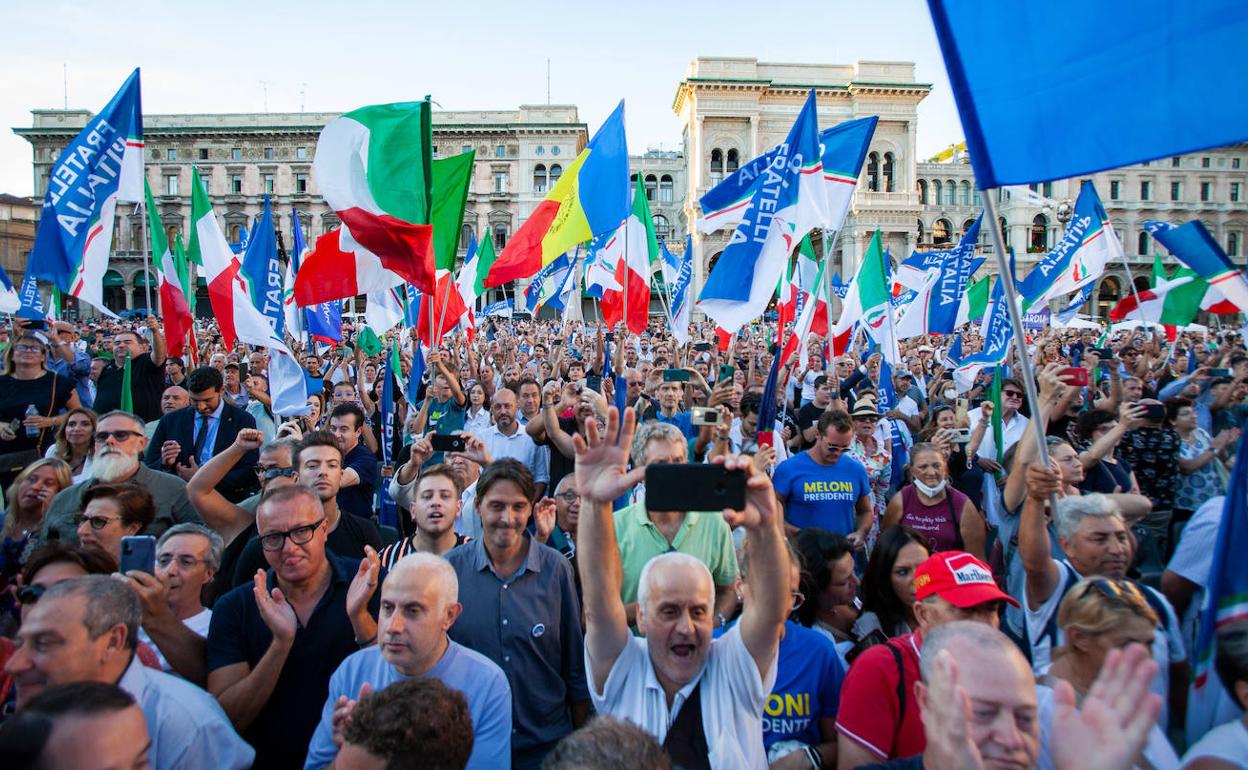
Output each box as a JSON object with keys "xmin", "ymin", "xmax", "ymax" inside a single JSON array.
[
  {"xmin": 645, "ymin": 464, "xmax": 746, "ymax": 512},
  {"xmin": 24, "ymin": 319, "xmax": 48, "ymax": 331},
  {"xmin": 605, "ymin": 332, "xmax": 615, "ymax": 342},
  {"xmin": 718, "ymin": 364, "xmax": 735, "ymax": 382},
  {"xmin": 585, "ymin": 374, "xmax": 603, "ymax": 392},
  {"xmin": 1208, "ymin": 368, "xmax": 1233, "ymax": 378},
  {"xmin": 430, "ymin": 434, "xmax": 468, "ymax": 453},
  {"xmin": 694, "ymin": 341, "xmax": 712, "ymax": 352},
  {"xmin": 1141, "ymin": 402, "xmax": 1166, "ymax": 421},
  {"xmin": 662, "ymin": 368, "xmax": 691, "ymax": 383},
  {"xmin": 119, "ymin": 535, "xmax": 157, "ymax": 575}
]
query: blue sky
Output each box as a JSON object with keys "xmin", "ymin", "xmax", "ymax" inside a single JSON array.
[{"xmin": 0, "ymin": 0, "xmax": 962, "ymax": 195}]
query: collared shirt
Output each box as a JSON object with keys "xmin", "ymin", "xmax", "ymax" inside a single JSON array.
[
  {"xmin": 117, "ymin": 654, "xmax": 255, "ymax": 770},
  {"xmin": 967, "ymin": 406, "xmax": 1029, "ymax": 461},
  {"xmin": 481, "ymin": 424, "xmax": 550, "ymax": 484},
  {"xmin": 193, "ymin": 400, "xmax": 226, "ymax": 465},
  {"xmin": 444, "ymin": 536, "xmax": 589, "ymax": 768},
  {"xmin": 40, "ymin": 463, "xmax": 201, "ymax": 546},
  {"xmin": 304, "ymin": 642, "xmax": 512, "ymax": 770},
  {"xmin": 47, "ymin": 348, "xmax": 94, "ymax": 407},
  {"xmin": 612, "ymin": 501, "xmax": 739, "ymax": 607},
  {"xmin": 590, "ymin": 624, "xmax": 775, "ymax": 770},
  {"xmin": 207, "ymin": 553, "xmax": 379, "ymax": 770}
]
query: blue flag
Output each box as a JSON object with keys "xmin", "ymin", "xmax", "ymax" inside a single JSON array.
[
  {"xmin": 830, "ymin": 272, "xmax": 849, "ymax": 300},
  {"xmin": 954, "ymin": 275, "xmax": 1014, "ymax": 392},
  {"xmin": 1055, "ymin": 280, "xmax": 1098, "ymax": 325},
  {"xmin": 877, "ymin": 358, "xmax": 910, "ymax": 493},
  {"xmin": 405, "ymin": 344, "xmax": 426, "ymax": 408},
  {"xmin": 1016, "ymin": 182, "xmax": 1115, "ymax": 308},
  {"xmin": 482, "ymin": 298, "xmax": 514, "ymax": 318},
  {"xmin": 378, "ymin": 347, "xmax": 399, "ymax": 528},
  {"xmin": 667, "ymin": 235, "xmax": 695, "ymax": 345},
  {"xmin": 756, "ymin": 353, "xmax": 782, "ymax": 448},
  {"xmin": 16, "ymin": 266, "xmax": 48, "ymax": 321},
  {"xmin": 241, "ymin": 196, "xmax": 283, "ymax": 336},
  {"xmin": 1145, "ymin": 220, "xmax": 1248, "ymax": 314},
  {"xmin": 927, "ymin": 0, "xmax": 1248, "ymax": 187},
  {"xmin": 28, "ymin": 69, "xmax": 143, "ymax": 314}
]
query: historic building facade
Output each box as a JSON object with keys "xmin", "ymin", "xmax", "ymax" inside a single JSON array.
[{"xmin": 0, "ymin": 193, "xmax": 38, "ymax": 294}]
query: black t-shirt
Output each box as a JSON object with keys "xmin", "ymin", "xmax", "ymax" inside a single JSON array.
[
  {"xmin": 337, "ymin": 442, "xmax": 379, "ymax": 520},
  {"xmin": 94, "ymin": 353, "xmax": 165, "ymax": 422},
  {"xmin": 0, "ymin": 372, "xmax": 74, "ymax": 453},
  {"xmin": 229, "ymin": 511, "xmax": 383, "ymax": 587},
  {"xmin": 796, "ymin": 402, "xmax": 824, "ymax": 448},
  {"xmin": 536, "ymin": 414, "xmax": 579, "ymax": 492}
]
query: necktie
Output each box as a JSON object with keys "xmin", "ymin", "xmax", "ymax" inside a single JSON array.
[{"xmin": 192, "ymin": 414, "xmax": 209, "ymax": 461}]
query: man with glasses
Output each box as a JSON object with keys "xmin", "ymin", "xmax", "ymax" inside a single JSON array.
[
  {"xmin": 772, "ymin": 409, "xmax": 874, "ymax": 544},
  {"xmin": 967, "ymin": 377, "xmax": 1030, "ymax": 475},
  {"xmin": 207, "ymin": 485, "xmax": 380, "ymax": 770},
  {"xmin": 41, "ymin": 411, "xmax": 200, "ymax": 546},
  {"xmin": 146, "ymin": 365, "xmax": 259, "ymax": 500}
]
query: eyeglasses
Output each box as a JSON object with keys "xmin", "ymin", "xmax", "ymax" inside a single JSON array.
[
  {"xmin": 256, "ymin": 466, "xmax": 296, "ymax": 481},
  {"xmin": 18, "ymin": 585, "xmax": 45, "ymax": 605},
  {"xmin": 13, "ymin": 344, "xmax": 44, "ymax": 353},
  {"xmin": 555, "ymin": 491, "xmax": 579, "ymax": 502},
  {"xmin": 1002, "ymin": 390, "xmax": 1024, "ymax": 399},
  {"xmin": 157, "ymin": 554, "xmax": 208, "ymax": 570},
  {"xmin": 259, "ymin": 518, "xmax": 325, "ymax": 551},
  {"xmin": 95, "ymin": 429, "xmax": 144, "ymax": 443},
  {"xmin": 790, "ymin": 591, "xmax": 806, "ymax": 611},
  {"xmin": 1078, "ymin": 577, "xmax": 1148, "ymax": 607},
  {"xmin": 74, "ymin": 513, "xmax": 121, "ymax": 530}
]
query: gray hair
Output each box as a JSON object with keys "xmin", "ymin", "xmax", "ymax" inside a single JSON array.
[
  {"xmin": 388, "ymin": 552, "xmax": 459, "ymax": 606},
  {"xmin": 1053, "ymin": 493, "xmax": 1123, "ymax": 541},
  {"xmin": 919, "ymin": 620, "xmax": 1028, "ymax": 683},
  {"xmin": 42, "ymin": 576, "xmax": 141, "ymax": 650},
  {"xmin": 636, "ymin": 553, "xmax": 713, "ymax": 616},
  {"xmin": 157, "ymin": 523, "xmax": 224, "ymax": 572},
  {"xmin": 554, "ymin": 473, "xmax": 578, "ymax": 496},
  {"xmin": 95, "ymin": 410, "xmax": 145, "ymax": 431},
  {"xmin": 261, "ymin": 437, "xmax": 299, "ymax": 459},
  {"xmin": 630, "ymin": 421, "xmax": 687, "ymax": 466}
]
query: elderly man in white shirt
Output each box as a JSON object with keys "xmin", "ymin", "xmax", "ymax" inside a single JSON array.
[{"xmin": 573, "ymin": 407, "xmax": 790, "ymax": 770}]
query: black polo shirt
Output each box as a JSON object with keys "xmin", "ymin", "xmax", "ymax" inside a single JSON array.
[
  {"xmin": 94, "ymin": 352, "xmax": 165, "ymax": 422},
  {"xmin": 337, "ymin": 442, "xmax": 379, "ymax": 520},
  {"xmin": 206, "ymin": 553, "xmax": 379, "ymax": 770}
]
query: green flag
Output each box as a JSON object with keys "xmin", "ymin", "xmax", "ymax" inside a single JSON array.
[
  {"xmin": 120, "ymin": 352, "xmax": 133, "ymax": 414},
  {"xmin": 989, "ymin": 366, "xmax": 1005, "ymax": 467},
  {"xmin": 174, "ymin": 233, "xmax": 195, "ymax": 314},
  {"xmin": 470, "ymin": 227, "xmax": 498, "ymax": 298},
  {"xmin": 1151, "ymin": 251, "xmax": 1206, "ymax": 326},
  {"xmin": 355, "ymin": 326, "xmax": 383, "ymax": 357},
  {"xmin": 431, "ymin": 151, "xmax": 476, "ymax": 271},
  {"xmin": 963, "ymin": 274, "xmax": 991, "ymax": 325}
]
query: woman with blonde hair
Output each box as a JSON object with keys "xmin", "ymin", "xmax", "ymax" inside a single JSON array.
[
  {"xmin": 0, "ymin": 457, "xmax": 72, "ymax": 580},
  {"xmin": 1045, "ymin": 576, "xmax": 1179, "ymax": 769},
  {"xmin": 44, "ymin": 407, "xmax": 96, "ymax": 482}
]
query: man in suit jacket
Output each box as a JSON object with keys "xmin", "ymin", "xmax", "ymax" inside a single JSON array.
[{"xmin": 146, "ymin": 365, "xmax": 260, "ymax": 503}]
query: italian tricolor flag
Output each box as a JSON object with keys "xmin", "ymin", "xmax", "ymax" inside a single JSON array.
[
  {"xmin": 831, "ymin": 230, "xmax": 895, "ymax": 359},
  {"xmin": 144, "ymin": 180, "xmax": 193, "ymax": 357},
  {"xmin": 1109, "ymin": 272, "xmax": 1196, "ymax": 325},
  {"xmin": 599, "ymin": 177, "xmax": 659, "ymax": 334}
]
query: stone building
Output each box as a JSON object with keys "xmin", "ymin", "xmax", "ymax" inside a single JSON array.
[{"xmin": 0, "ymin": 193, "xmax": 38, "ymax": 294}]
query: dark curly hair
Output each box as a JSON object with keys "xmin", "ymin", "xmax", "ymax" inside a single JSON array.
[{"xmin": 341, "ymin": 677, "xmax": 473, "ymax": 770}]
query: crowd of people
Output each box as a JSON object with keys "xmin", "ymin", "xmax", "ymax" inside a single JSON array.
[{"xmin": 0, "ymin": 308, "xmax": 1247, "ymax": 770}]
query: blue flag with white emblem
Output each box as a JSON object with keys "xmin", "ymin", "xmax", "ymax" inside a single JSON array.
[{"xmin": 241, "ymin": 196, "xmax": 283, "ymax": 336}]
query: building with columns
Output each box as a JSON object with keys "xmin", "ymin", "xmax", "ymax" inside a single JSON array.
[{"xmin": 0, "ymin": 193, "xmax": 38, "ymax": 293}]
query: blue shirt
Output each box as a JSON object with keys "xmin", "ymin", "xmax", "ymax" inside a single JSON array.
[
  {"xmin": 193, "ymin": 401, "xmax": 225, "ymax": 465},
  {"xmin": 304, "ymin": 642, "xmax": 512, "ymax": 770},
  {"xmin": 47, "ymin": 349, "xmax": 93, "ymax": 407},
  {"xmin": 118, "ymin": 655, "xmax": 254, "ymax": 770},
  {"xmin": 763, "ymin": 621, "xmax": 844, "ymax": 749},
  {"xmin": 651, "ymin": 408, "xmax": 696, "ymax": 439},
  {"xmin": 771, "ymin": 451, "xmax": 871, "ymax": 533}
]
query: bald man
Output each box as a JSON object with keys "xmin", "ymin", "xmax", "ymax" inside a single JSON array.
[
  {"xmin": 148, "ymin": 386, "xmax": 191, "ymax": 438},
  {"xmin": 304, "ymin": 553, "xmax": 513, "ymax": 770},
  {"xmin": 478, "ymin": 387, "xmax": 549, "ymax": 498}
]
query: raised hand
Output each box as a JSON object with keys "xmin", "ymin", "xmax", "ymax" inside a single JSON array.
[
  {"xmin": 253, "ymin": 570, "xmax": 297, "ymax": 645},
  {"xmin": 919, "ymin": 651, "xmax": 988, "ymax": 770},
  {"xmin": 234, "ymin": 428, "xmax": 264, "ymax": 452},
  {"xmin": 1051, "ymin": 645, "xmax": 1160, "ymax": 770},
  {"xmin": 331, "ymin": 682, "xmax": 372, "ymax": 749},
  {"xmin": 346, "ymin": 546, "xmax": 381, "ymax": 624},
  {"xmin": 533, "ymin": 497, "xmax": 557, "ymax": 543},
  {"xmin": 573, "ymin": 407, "xmax": 645, "ymax": 505}
]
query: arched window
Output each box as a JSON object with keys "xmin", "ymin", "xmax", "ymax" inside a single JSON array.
[
  {"xmin": 652, "ymin": 214, "xmax": 671, "ymax": 240},
  {"xmin": 932, "ymin": 180, "xmax": 942, "ymax": 204},
  {"xmin": 866, "ymin": 152, "xmax": 880, "ymax": 192},
  {"xmin": 549, "ymin": 164, "xmax": 562, "ymax": 185},
  {"xmin": 918, "ymin": 180, "xmax": 928, "ymax": 205},
  {"xmin": 228, "ymin": 224, "xmax": 242, "ymax": 243},
  {"xmin": 644, "ymin": 175, "xmax": 658, "ymax": 202},
  {"xmin": 726, "ymin": 149, "xmax": 739, "ymax": 173},
  {"xmin": 1031, "ymin": 214, "xmax": 1049, "ymax": 252},
  {"xmin": 1230, "ymin": 232, "xmax": 1241, "ymax": 257},
  {"xmin": 917, "ymin": 219, "xmax": 925, "ymax": 245},
  {"xmin": 933, "ymin": 219, "xmax": 952, "ymax": 246},
  {"xmin": 709, "ymin": 149, "xmax": 724, "ymax": 185},
  {"xmin": 944, "ymin": 179, "xmax": 956, "ymax": 206},
  {"xmin": 533, "ymin": 164, "xmax": 547, "ymax": 194},
  {"xmin": 882, "ymin": 152, "xmax": 895, "ymax": 192},
  {"xmin": 963, "ymin": 219, "xmax": 978, "ymax": 241},
  {"xmin": 1138, "ymin": 231, "xmax": 1149, "ymax": 255},
  {"xmin": 494, "ymin": 225, "xmax": 509, "ymax": 250},
  {"xmin": 959, "ymin": 181, "xmax": 972, "ymax": 206},
  {"xmin": 460, "ymin": 224, "xmax": 474, "ymax": 250},
  {"xmin": 659, "ymin": 175, "xmax": 674, "ymax": 203},
  {"xmin": 165, "ymin": 224, "xmax": 178, "ymax": 245},
  {"xmin": 999, "ymin": 217, "xmax": 1010, "ymax": 249}
]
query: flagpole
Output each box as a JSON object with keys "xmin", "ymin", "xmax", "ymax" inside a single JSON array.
[
  {"xmin": 981, "ymin": 190, "xmax": 1056, "ymax": 475},
  {"xmin": 822, "ymin": 226, "xmax": 836, "ymax": 366},
  {"xmin": 136, "ymin": 200, "xmax": 156, "ymax": 315}
]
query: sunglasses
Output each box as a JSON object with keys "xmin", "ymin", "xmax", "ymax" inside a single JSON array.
[
  {"xmin": 18, "ymin": 585, "xmax": 45, "ymax": 605},
  {"xmin": 74, "ymin": 513, "xmax": 121, "ymax": 530},
  {"xmin": 95, "ymin": 430, "xmax": 144, "ymax": 443},
  {"xmin": 1078, "ymin": 577, "xmax": 1148, "ymax": 607},
  {"xmin": 1002, "ymin": 391, "xmax": 1024, "ymax": 398},
  {"xmin": 256, "ymin": 466, "xmax": 296, "ymax": 481}
]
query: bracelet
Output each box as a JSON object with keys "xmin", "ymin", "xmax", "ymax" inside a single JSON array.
[{"xmin": 355, "ymin": 634, "xmax": 377, "ymax": 647}]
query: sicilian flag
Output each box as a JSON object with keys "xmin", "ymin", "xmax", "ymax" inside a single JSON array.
[
  {"xmin": 896, "ymin": 214, "xmax": 986, "ymax": 338},
  {"xmin": 1108, "ymin": 273, "xmax": 1196, "ymax": 324},
  {"xmin": 831, "ymin": 230, "xmax": 894, "ymax": 359},
  {"xmin": 699, "ymin": 90, "xmax": 829, "ymax": 333},
  {"xmin": 1017, "ymin": 181, "xmax": 1119, "ymax": 309},
  {"xmin": 485, "ymin": 101, "xmax": 629, "ymax": 287},
  {"xmin": 1146, "ymin": 219, "xmax": 1248, "ymax": 315},
  {"xmin": 143, "ymin": 180, "xmax": 192, "ymax": 356},
  {"xmin": 28, "ymin": 69, "xmax": 142, "ymax": 316},
  {"xmin": 1187, "ymin": 430, "xmax": 1248, "ymax": 744},
  {"xmin": 601, "ymin": 177, "xmax": 660, "ymax": 333},
  {"xmin": 666, "ymin": 235, "xmax": 695, "ymax": 346}
]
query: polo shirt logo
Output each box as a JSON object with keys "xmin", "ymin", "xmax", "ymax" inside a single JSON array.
[{"xmin": 531, "ymin": 623, "xmax": 545, "ymax": 638}]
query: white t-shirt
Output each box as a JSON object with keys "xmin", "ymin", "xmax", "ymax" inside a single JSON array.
[
  {"xmin": 967, "ymin": 406, "xmax": 1029, "ymax": 461},
  {"xmin": 589, "ymin": 623, "xmax": 776, "ymax": 770},
  {"xmin": 139, "ymin": 607, "xmax": 212, "ymax": 673},
  {"xmin": 1181, "ymin": 719, "xmax": 1248, "ymax": 769}
]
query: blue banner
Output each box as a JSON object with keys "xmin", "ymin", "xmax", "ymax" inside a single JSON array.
[
  {"xmin": 1055, "ymin": 280, "xmax": 1097, "ymax": 325},
  {"xmin": 17, "ymin": 266, "xmax": 48, "ymax": 321},
  {"xmin": 242, "ymin": 196, "xmax": 283, "ymax": 336},
  {"xmin": 927, "ymin": 214, "xmax": 985, "ymax": 334},
  {"xmin": 482, "ymin": 298, "xmax": 514, "ymax": 318},
  {"xmin": 378, "ymin": 348, "xmax": 398, "ymax": 529},
  {"xmin": 1016, "ymin": 182, "xmax": 1107, "ymax": 305}
]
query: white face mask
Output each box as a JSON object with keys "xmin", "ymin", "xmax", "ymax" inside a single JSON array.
[
  {"xmin": 944, "ymin": 389, "xmax": 958, "ymax": 401},
  {"xmin": 913, "ymin": 478, "xmax": 947, "ymax": 497}
]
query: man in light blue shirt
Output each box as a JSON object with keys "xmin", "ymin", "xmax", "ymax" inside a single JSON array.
[{"xmin": 304, "ymin": 552, "xmax": 512, "ymax": 770}]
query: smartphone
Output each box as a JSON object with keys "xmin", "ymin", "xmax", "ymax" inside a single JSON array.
[
  {"xmin": 690, "ymin": 406, "xmax": 720, "ymax": 427},
  {"xmin": 718, "ymin": 364, "xmax": 735, "ymax": 382},
  {"xmin": 694, "ymin": 342, "xmax": 712, "ymax": 352},
  {"xmin": 1058, "ymin": 367, "xmax": 1089, "ymax": 387},
  {"xmin": 949, "ymin": 427, "xmax": 972, "ymax": 444},
  {"xmin": 645, "ymin": 464, "xmax": 746, "ymax": 512},
  {"xmin": 1208, "ymin": 368, "xmax": 1233, "ymax": 378},
  {"xmin": 662, "ymin": 368, "xmax": 691, "ymax": 383},
  {"xmin": 1091, "ymin": 347, "xmax": 1114, "ymax": 358},
  {"xmin": 119, "ymin": 535, "xmax": 157, "ymax": 575},
  {"xmin": 24, "ymin": 319, "xmax": 48, "ymax": 331},
  {"xmin": 1141, "ymin": 402, "xmax": 1166, "ymax": 421},
  {"xmin": 430, "ymin": 434, "xmax": 468, "ymax": 453},
  {"xmin": 585, "ymin": 374, "xmax": 603, "ymax": 393},
  {"xmin": 605, "ymin": 332, "xmax": 615, "ymax": 342},
  {"xmin": 552, "ymin": 339, "xmax": 563, "ymax": 346}
]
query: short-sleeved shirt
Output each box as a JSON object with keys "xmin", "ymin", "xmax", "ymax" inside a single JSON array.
[
  {"xmin": 481, "ymin": 425, "xmax": 549, "ymax": 484},
  {"xmin": 337, "ymin": 442, "xmax": 379, "ymax": 519},
  {"xmin": 95, "ymin": 352, "xmax": 166, "ymax": 422},
  {"xmin": 761, "ymin": 620, "xmax": 844, "ymax": 750},
  {"xmin": 0, "ymin": 371, "xmax": 74, "ymax": 453},
  {"xmin": 835, "ymin": 632, "xmax": 925, "ymax": 761},
  {"xmin": 796, "ymin": 401, "xmax": 825, "ymax": 447},
  {"xmin": 612, "ymin": 502, "xmax": 739, "ymax": 607},
  {"xmin": 207, "ymin": 553, "xmax": 379, "ymax": 770},
  {"xmin": 771, "ymin": 451, "xmax": 871, "ymax": 533},
  {"xmin": 1119, "ymin": 426, "xmax": 1182, "ymax": 511}
]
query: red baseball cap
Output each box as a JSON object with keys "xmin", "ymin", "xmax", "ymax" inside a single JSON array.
[{"xmin": 914, "ymin": 551, "xmax": 1019, "ymax": 609}]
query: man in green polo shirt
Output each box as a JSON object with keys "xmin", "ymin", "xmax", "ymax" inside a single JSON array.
[{"xmin": 613, "ymin": 422, "xmax": 740, "ymax": 631}]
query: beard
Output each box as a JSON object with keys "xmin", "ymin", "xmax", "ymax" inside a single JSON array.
[{"xmin": 91, "ymin": 450, "xmax": 140, "ymax": 482}]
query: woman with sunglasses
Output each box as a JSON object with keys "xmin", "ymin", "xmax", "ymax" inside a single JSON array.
[
  {"xmin": 0, "ymin": 458, "xmax": 72, "ymax": 585},
  {"xmin": 44, "ymin": 407, "xmax": 96, "ymax": 483},
  {"xmin": 1043, "ymin": 576, "xmax": 1179, "ymax": 770},
  {"xmin": 852, "ymin": 525, "xmax": 931, "ymax": 642},
  {"xmin": 74, "ymin": 483, "xmax": 155, "ymax": 564},
  {"xmin": 848, "ymin": 395, "xmax": 891, "ymax": 541},
  {"xmin": 0, "ymin": 331, "xmax": 80, "ymax": 490}
]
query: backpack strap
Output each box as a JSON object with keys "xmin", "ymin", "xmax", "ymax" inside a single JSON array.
[{"xmin": 888, "ymin": 641, "xmax": 907, "ymax": 728}]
